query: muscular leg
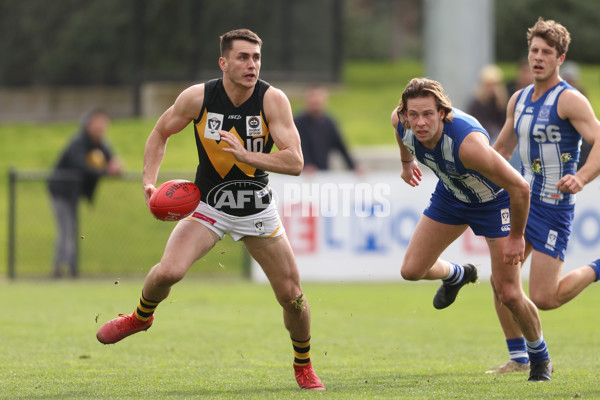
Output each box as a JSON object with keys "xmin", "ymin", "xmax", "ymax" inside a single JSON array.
[
  {"xmin": 243, "ymin": 233, "xmax": 325, "ymax": 390},
  {"xmin": 492, "ymin": 242, "xmax": 533, "ymax": 339},
  {"xmin": 96, "ymin": 220, "xmax": 220, "ymax": 345},
  {"xmin": 142, "ymin": 220, "xmax": 220, "ymax": 302},
  {"xmin": 243, "ymin": 234, "xmax": 310, "ymax": 341},
  {"xmin": 529, "ymin": 250, "xmax": 597, "ymax": 310},
  {"xmin": 400, "ymin": 215, "xmax": 467, "ymax": 281},
  {"xmin": 487, "ymin": 237, "xmax": 541, "ymax": 342}
]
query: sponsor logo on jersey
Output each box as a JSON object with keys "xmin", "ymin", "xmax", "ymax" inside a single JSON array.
[
  {"xmin": 191, "ymin": 212, "xmax": 217, "ymax": 225},
  {"xmin": 543, "ymin": 190, "xmax": 563, "ymax": 200},
  {"xmin": 246, "ymin": 116, "xmax": 263, "ymax": 136},
  {"xmin": 525, "ymin": 106, "xmax": 534, "ymax": 113},
  {"xmin": 228, "ymin": 114, "xmax": 242, "ymax": 120},
  {"xmin": 206, "ymin": 180, "xmax": 272, "ymax": 211},
  {"xmin": 205, "ymin": 112, "xmax": 224, "ymax": 140}
]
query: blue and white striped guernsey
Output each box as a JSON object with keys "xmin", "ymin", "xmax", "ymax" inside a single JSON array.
[
  {"xmin": 397, "ymin": 108, "xmax": 505, "ymax": 204},
  {"xmin": 513, "ymin": 81, "xmax": 582, "ymax": 207}
]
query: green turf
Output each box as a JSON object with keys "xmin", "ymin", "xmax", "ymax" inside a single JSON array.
[{"xmin": 1, "ymin": 278, "xmax": 599, "ymax": 399}]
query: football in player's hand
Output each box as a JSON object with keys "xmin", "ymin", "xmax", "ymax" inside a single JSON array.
[{"xmin": 149, "ymin": 180, "xmax": 201, "ymax": 221}]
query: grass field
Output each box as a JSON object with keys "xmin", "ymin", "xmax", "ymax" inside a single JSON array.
[{"xmin": 2, "ymin": 278, "xmax": 599, "ymax": 399}]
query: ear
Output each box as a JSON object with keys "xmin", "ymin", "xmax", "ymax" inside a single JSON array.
[
  {"xmin": 439, "ymin": 109, "xmax": 446, "ymax": 121},
  {"xmin": 557, "ymin": 53, "xmax": 566, "ymax": 66},
  {"xmin": 218, "ymin": 57, "xmax": 227, "ymax": 72}
]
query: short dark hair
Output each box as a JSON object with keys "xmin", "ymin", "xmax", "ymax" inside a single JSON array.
[{"xmin": 219, "ymin": 29, "xmax": 262, "ymax": 57}]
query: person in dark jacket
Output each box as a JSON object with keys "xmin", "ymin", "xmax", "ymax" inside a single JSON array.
[
  {"xmin": 48, "ymin": 107, "xmax": 122, "ymax": 278},
  {"xmin": 294, "ymin": 86, "xmax": 359, "ymax": 173}
]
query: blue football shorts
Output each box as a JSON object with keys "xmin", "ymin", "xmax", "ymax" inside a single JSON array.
[
  {"xmin": 525, "ymin": 201, "xmax": 574, "ymax": 261},
  {"xmin": 423, "ymin": 188, "xmax": 511, "ymax": 238}
]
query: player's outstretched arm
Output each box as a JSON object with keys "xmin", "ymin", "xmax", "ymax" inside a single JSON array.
[
  {"xmin": 143, "ymin": 85, "xmax": 204, "ymax": 204},
  {"xmin": 219, "ymin": 87, "xmax": 303, "ymax": 176}
]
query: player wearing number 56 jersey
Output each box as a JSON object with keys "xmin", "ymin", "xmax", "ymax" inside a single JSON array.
[
  {"xmin": 514, "ymin": 80, "xmax": 581, "ymax": 207},
  {"xmin": 489, "ymin": 17, "xmax": 600, "ymax": 378},
  {"xmin": 96, "ymin": 29, "xmax": 325, "ymax": 391}
]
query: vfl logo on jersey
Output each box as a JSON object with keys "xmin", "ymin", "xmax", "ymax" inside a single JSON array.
[
  {"xmin": 545, "ymin": 229, "xmax": 558, "ymax": 251},
  {"xmin": 246, "ymin": 116, "xmax": 263, "ymax": 137},
  {"xmin": 204, "ymin": 112, "xmax": 223, "ymax": 140},
  {"xmin": 537, "ymin": 105, "xmax": 551, "ymax": 123}
]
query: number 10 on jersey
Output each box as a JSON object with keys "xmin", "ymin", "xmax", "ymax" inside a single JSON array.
[{"xmin": 246, "ymin": 137, "xmax": 265, "ymax": 152}]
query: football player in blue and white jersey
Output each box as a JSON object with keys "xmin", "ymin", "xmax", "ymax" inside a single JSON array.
[
  {"xmin": 489, "ymin": 17, "xmax": 600, "ymax": 377},
  {"xmin": 391, "ymin": 77, "xmax": 552, "ymax": 382}
]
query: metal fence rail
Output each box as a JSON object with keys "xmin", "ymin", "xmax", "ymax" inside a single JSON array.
[{"xmin": 6, "ymin": 168, "xmax": 248, "ymax": 279}]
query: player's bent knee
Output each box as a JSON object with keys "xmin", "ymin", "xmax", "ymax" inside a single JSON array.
[
  {"xmin": 400, "ymin": 266, "xmax": 422, "ymax": 281},
  {"xmin": 494, "ymin": 285, "xmax": 523, "ymax": 309},
  {"xmin": 530, "ymin": 293, "xmax": 559, "ymax": 310},
  {"xmin": 277, "ymin": 290, "xmax": 307, "ymax": 313},
  {"xmin": 153, "ymin": 263, "xmax": 186, "ymax": 286}
]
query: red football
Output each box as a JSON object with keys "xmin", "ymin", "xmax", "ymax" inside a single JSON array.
[{"xmin": 149, "ymin": 180, "xmax": 201, "ymax": 221}]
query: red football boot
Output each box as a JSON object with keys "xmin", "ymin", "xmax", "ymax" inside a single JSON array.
[
  {"xmin": 96, "ymin": 312, "xmax": 154, "ymax": 344},
  {"xmin": 294, "ymin": 362, "xmax": 326, "ymax": 391}
]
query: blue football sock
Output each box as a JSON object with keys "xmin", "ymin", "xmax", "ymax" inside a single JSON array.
[
  {"xmin": 526, "ymin": 335, "xmax": 549, "ymax": 363},
  {"xmin": 589, "ymin": 259, "xmax": 600, "ymax": 282},
  {"xmin": 506, "ymin": 337, "xmax": 528, "ymax": 364},
  {"xmin": 443, "ymin": 262, "xmax": 464, "ymax": 285}
]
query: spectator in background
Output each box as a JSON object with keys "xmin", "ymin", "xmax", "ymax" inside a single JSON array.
[
  {"xmin": 561, "ymin": 60, "xmax": 593, "ymax": 169},
  {"xmin": 48, "ymin": 107, "xmax": 122, "ymax": 278},
  {"xmin": 467, "ymin": 64, "xmax": 508, "ymax": 143},
  {"xmin": 506, "ymin": 57, "xmax": 533, "ymax": 95},
  {"xmin": 294, "ymin": 85, "xmax": 360, "ymax": 173}
]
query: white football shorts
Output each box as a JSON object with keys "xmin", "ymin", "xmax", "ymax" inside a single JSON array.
[{"xmin": 185, "ymin": 200, "xmax": 285, "ymax": 241}]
